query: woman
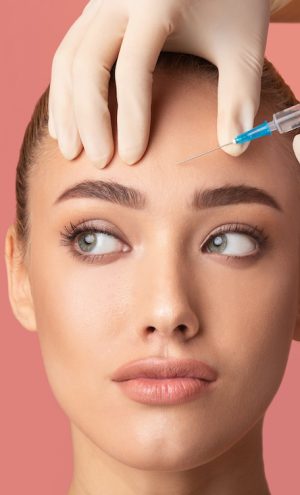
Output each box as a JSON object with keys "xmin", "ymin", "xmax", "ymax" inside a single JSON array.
[{"xmin": 5, "ymin": 53, "xmax": 300, "ymax": 494}]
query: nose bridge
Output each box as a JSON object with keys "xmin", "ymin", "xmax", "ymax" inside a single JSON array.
[
  {"xmin": 145, "ymin": 241, "xmax": 187, "ymax": 298},
  {"xmin": 135, "ymin": 236, "xmax": 199, "ymax": 338}
]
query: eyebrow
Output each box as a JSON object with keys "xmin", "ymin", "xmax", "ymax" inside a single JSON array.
[{"xmin": 53, "ymin": 179, "xmax": 283, "ymax": 212}]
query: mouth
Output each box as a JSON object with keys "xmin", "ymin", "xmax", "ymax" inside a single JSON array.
[{"xmin": 111, "ymin": 357, "xmax": 218, "ymax": 405}]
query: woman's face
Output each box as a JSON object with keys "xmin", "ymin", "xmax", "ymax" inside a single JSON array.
[{"xmin": 20, "ymin": 71, "xmax": 300, "ymax": 470}]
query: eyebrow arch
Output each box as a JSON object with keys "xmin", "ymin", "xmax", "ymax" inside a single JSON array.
[{"xmin": 53, "ymin": 179, "xmax": 283, "ymax": 212}]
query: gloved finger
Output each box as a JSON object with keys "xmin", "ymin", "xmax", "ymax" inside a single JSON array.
[
  {"xmin": 72, "ymin": 5, "xmax": 127, "ymax": 168},
  {"xmin": 82, "ymin": 0, "xmax": 102, "ymax": 16},
  {"xmin": 293, "ymin": 134, "xmax": 300, "ymax": 163},
  {"xmin": 216, "ymin": 57, "xmax": 263, "ymax": 158},
  {"xmin": 49, "ymin": 0, "xmax": 102, "ymax": 159},
  {"xmin": 115, "ymin": 11, "xmax": 173, "ymax": 165},
  {"xmin": 48, "ymin": 85, "xmax": 57, "ymax": 139}
]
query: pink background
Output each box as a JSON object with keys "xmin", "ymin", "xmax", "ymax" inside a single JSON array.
[{"xmin": 1, "ymin": 2, "xmax": 300, "ymax": 494}]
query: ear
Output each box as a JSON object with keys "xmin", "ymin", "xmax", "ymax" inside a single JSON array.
[{"xmin": 4, "ymin": 224, "xmax": 37, "ymax": 332}]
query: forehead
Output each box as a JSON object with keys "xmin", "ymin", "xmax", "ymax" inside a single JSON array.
[{"xmin": 30, "ymin": 72, "xmax": 300, "ymax": 218}]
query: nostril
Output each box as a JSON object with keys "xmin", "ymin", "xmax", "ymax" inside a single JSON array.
[{"xmin": 146, "ymin": 324, "xmax": 188, "ymax": 335}]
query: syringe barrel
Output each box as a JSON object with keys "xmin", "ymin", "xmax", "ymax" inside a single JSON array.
[
  {"xmin": 273, "ymin": 103, "xmax": 300, "ymax": 134},
  {"xmin": 234, "ymin": 121, "xmax": 272, "ymax": 144}
]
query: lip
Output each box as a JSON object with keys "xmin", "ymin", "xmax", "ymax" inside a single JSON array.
[
  {"xmin": 111, "ymin": 357, "xmax": 218, "ymax": 405},
  {"xmin": 111, "ymin": 357, "xmax": 218, "ymax": 382},
  {"xmin": 115, "ymin": 377, "xmax": 216, "ymax": 405}
]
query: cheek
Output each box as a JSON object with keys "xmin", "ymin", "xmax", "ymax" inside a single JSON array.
[
  {"xmin": 28, "ymin": 244, "xmax": 128, "ymax": 417},
  {"xmin": 209, "ymin": 254, "xmax": 298, "ymax": 428}
]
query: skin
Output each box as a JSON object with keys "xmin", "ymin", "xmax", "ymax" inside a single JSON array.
[{"xmin": 5, "ymin": 69, "xmax": 300, "ymax": 495}]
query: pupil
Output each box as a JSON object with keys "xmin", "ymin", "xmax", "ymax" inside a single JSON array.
[
  {"xmin": 78, "ymin": 232, "xmax": 97, "ymax": 252},
  {"xmin": 84, "ymin": 233, "xmax": 95, "ymax": 244},
  {"xmin": 214, "ymin": 235, "xmax": 223, "ymax": 246},
  {"xmin": 208, "ymin": 234, "xmax": 227, "ymax": 252}
]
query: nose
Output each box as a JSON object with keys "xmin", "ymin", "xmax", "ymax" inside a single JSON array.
[{"xmin": 133, "ymin": 248, "xmax": 200, "ymax": 342}]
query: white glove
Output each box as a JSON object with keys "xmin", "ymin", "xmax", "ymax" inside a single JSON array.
[{"xmin": 48, "ymin": 0, "xmax": 292, "ymax": 168}]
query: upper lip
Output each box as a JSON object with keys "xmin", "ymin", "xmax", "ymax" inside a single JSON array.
[{"xmin": 111, "ymin": 357, "xmax": 218, "ymax": 382}]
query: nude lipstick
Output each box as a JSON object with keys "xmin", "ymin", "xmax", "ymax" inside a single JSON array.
[{"xmin": 111, "ymin": 357, "xmax": 218, "ymax": 405}]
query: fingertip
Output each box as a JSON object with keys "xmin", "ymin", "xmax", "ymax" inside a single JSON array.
[
  {"xmin": 217, "ymin": 103, "xmax": 255, "ymax": 158},
  {"xmin": 58, "ymin": 133, "xmax": 83, "ymax": 161},
  {"xmin": 293, "ymin": 134, "xmax": 300, "ymax": 163},
  {"xmin": 222, "ymin": 141, "xmax": 250, "ymax": 158},
  {"xmin": 88, "ymin": 147, "xmax": 115, "ymax": 169},
  {"xmin": 119, "ymin": 147, "xmax": 145, "ymax": 166},
  {"xmin": 92, "ymin": 156, "xmax": 112, "ymax": 169},
  {"xmin": 60, "ymin": 147, "xmax": 81, "ymax": 161}
]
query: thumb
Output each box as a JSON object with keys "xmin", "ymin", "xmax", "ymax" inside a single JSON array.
[
  {"xmin": 217, "ymin": 60, "xmax": 262, "ymax": 158},
  {"xmin": 293, "ymin": 134, "xmax": 300, "ymax": 163}
]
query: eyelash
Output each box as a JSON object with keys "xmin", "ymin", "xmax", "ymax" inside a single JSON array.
[{"xmin": 59, "ymin": 218, "xmax": 269, "ymax": 264}]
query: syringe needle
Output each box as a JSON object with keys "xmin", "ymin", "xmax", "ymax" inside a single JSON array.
[{"xmin": 176, "ymin": 141, "xmax": 234, "ymax": 164}]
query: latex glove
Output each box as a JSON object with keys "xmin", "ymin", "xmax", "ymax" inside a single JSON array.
[
  {"xmin": 48, "ymin": 0, "xmax": 292, "ymax": 168},
  {"xmin": 293, "ymin": 135, "xmax": 300, "ymax": 163}
]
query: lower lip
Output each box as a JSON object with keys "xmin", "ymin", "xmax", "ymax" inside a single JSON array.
[{"xmin": 115, "ymin": 377, "xmax": 214, "ymax": 405}]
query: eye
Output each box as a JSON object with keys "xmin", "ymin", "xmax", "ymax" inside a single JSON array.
[
  {"xmin": 59, "ymin": 219, "xmax": 129, "ymax": 262},
  {"xmin": 76, "ymin": 230, "xmax": 123, "ymax": 255},
  {"xmin": 205, "ymin": 232, "xmax": 255, "ymax": 257},
  {"xmin": 202, "ymin": 224, "xmax": 268, "ymax": 259}
]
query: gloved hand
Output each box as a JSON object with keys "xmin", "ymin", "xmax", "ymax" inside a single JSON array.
[{"xmin": 48, "ymin": 0, "xmax": 292, "ymax": 168}]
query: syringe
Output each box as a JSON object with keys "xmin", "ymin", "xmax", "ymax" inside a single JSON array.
[{"xmin": 178, "ymin": 103, "xmax": 300, "ymax": 163}]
